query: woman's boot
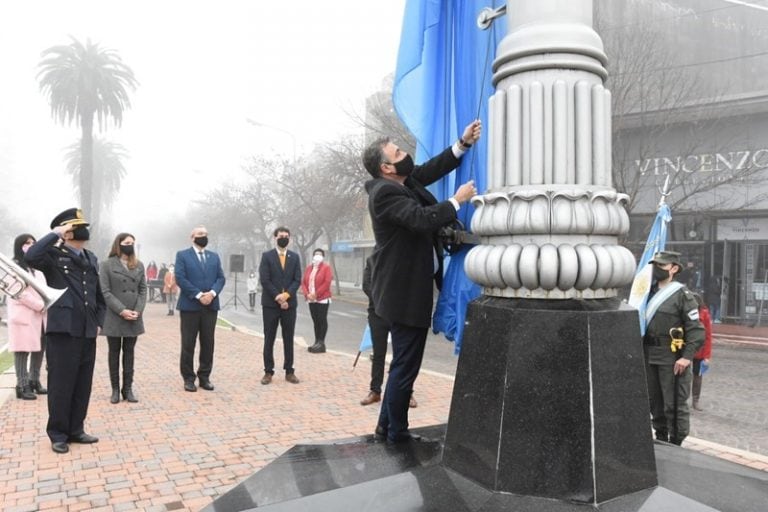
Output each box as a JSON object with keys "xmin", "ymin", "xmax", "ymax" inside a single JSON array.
[
  {"xmin": 121, "ymin": 338, "xmax": 138, "ymax": 403},
  {"xmin": 29, "ymin": 380, "xmax": 48, "ymax": 394},
  {"xmin": 14, "ymin": 353, "xmax": 36, "ymax": 399},
  {"xmin": 122, "ymin": 387, "xmax": 138, "ymax": 403},
  {"xmin": 308, "ymin": 340, "xmax": 326, "ymax": 353},
  {"xmin": 16, "ymin": 385, "xmax": 37, "ymax": 400},
  {"xmin": 29, "ymin": 348, "xmax": 47, "ymax": 394},
  {"xmin": 108, "ymin": 340, "xmax": 121, "ymax": 404}
]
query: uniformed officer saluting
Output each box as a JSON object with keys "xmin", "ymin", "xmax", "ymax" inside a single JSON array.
[
  {"xmin": 25, "ymin": 208, "xmax": 106, "ymax": 454},
  {"xmin": 642, "ymin": 251, "xmax": 704, "ymax": 445}
]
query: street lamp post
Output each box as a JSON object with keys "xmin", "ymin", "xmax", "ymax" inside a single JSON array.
[{"xmin": 245, "ymin": 118, "xmax": 297, "ymax": 166}]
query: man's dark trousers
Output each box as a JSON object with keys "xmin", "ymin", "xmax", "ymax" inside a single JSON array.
[
  {"xmin": 377, "ymin": 322, "xmax": 427, "ymax": 441},
  {"xmin": 46, "ymin": 334, "xmax": 97, "ymax": 442},
  {"xmin": 180, "ymin": 309, "xmax": 218, "ymax": 382},
  {"xmin": 263, "ymin": 307, "xmax": 296, "ymax": 373}
]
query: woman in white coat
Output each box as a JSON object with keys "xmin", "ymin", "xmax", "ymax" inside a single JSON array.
[{"xmin": 7, "ymin": 234, "xmax": 48, "ymax": 400}]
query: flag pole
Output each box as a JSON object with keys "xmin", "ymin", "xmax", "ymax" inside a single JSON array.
[{"xmin": 658, "ymin": 175, "xmax": 671, "ymax": 208}]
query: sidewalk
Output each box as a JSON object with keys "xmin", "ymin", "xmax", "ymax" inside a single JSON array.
[
  {"xmin": 0, "ymin": 303, "xmax": 766, "ymax": 511},
  {"xmin": 0, "ymin": 303, "xmax": 453, "ymax": 511}
]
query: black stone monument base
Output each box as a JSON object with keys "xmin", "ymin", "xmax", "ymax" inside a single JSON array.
[
  {"xmin": 204, "ymin": 298, "xmax": 768, "ymax": 511},
  {"xmin": 443, "ymin": 297, "xmax": 657, "ymax": 503},
  {"xmin": 203, "ymin": 425, "xmax": 768, "ymax": 511}
]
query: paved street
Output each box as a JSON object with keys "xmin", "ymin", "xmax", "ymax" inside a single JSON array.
[
  {"xmin": 216, "ymin": 285, "xmax": 461, "ymax": 377},
  {"xmin": 688, "ymin": 339, "xmax": 768, "ymax": 456}
]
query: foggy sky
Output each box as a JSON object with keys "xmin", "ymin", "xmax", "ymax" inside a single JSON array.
[{"xmin": 0, "ymin": 0, "xmax": 406, "ymax": 263}]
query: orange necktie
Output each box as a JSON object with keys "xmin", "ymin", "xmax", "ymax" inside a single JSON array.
[{"xmin": 279, "ymin": 252, "xmax": 286, "ymax": 269}]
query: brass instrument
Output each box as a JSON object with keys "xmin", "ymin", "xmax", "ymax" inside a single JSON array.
[{"xmin": 0, "ymin": 252, "xmax": 66, "ymax": 311}]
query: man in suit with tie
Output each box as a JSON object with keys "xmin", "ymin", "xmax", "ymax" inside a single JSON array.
[
  {"xmin": 362, "ymin": 120, "xmax": 481, "ymax": 444},
  {"xmin": 174, "ymin": 225, "xmax": 226, "ymax": 392},
  {"xmin": 25, "ymin": 207, "xmax": 107, "ymax": 454},
  {"xmin": 259, "ymin": 226, "xmax": 302, "ymax": 385}
]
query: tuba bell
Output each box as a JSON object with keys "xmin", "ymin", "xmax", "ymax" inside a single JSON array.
[{"xmin": 0, "ymin": 252, "xmax": 66, "ymax": 311}]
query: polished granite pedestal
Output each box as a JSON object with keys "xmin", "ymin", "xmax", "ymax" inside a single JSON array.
[
  {"xmin": 444, "ymin": 297, "xmax": 657, "ymax": 503},
  {"xmin": 205, "ymin": 298, "xmax": 768, "ymax": 511},
  {"xmin": 204, "ymin": 425, "xmax": 768, "ymax": 511}
]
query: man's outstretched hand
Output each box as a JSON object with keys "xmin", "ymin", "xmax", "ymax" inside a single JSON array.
[
  {"xmin": 454, "ymin": 180, "xmax": 477, "ymax": 204},
  {"xmin": 462, "ymin": 120, "xmax": 482, "ymax": 145}
]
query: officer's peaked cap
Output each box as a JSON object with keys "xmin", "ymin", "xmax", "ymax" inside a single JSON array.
[{"xmin": 50, "ymin": 208, "xmax": 89, "ymax": 229}]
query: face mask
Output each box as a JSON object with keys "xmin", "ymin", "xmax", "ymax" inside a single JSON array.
[
  {"xmin": 72, "ymin": 225, "xmax": 90, "ymax": 241},
  {"xmin": 169, "ymin": 266, "xmax": 174, "ymax": 273},
  {"xmin": 119, "ymin": 244, "xmax": 135, "ymax": 256},
  {"xmin": 393, "ymin": 154, "xmax": 414, "ymax": 177},
  {"xmin": 277, "ymin": 237, "xmax": 289, "ymax": 249},
  {"xmin": 194, "ymin": 236, "xmax": 208, "ymax": 248},
  {"xmin": 312, "ymin": 254, "xmax": 324, "ymax": 264},
  {"xmin": 652, "ymin": 265, "xmax": 670, "ymax": 282}
]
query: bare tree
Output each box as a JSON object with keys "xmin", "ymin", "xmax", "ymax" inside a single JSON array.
[
  {"xmin": 343, "ymin": 74, "xmax": 417, "ymax": 154},
  {"xmin": 270, "ymin": 135, "xmax": 370, "ymax": 293},
  {"xmin": 195, "ymin": 133, "xmax": 370, "ymax": 294}
]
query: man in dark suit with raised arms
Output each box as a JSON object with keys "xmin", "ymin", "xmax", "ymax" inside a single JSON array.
[{"xmin": 363, "ymin": 120, "xmax": 481, "ymax": 444}]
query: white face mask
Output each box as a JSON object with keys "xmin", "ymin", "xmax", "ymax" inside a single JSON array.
[{"xmin": 312, "ymin": 254, "xmax": 324, "ymax": 264}]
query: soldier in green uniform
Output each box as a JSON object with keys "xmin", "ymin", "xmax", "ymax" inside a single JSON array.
[{"xmin": 642, "ymin": 251, "xmax": 705, "ymax": 445}]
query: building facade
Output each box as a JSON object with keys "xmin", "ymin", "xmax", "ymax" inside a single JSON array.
[{"xmin": 600, "ymin": 0, "xmax": 768, "ymax": 323}]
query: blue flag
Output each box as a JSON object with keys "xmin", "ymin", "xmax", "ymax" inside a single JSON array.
[
  {"xmin": 628, "ymin": 203, "xmax": 672, "ymax": 335},
  {"xmin": 393, "ymin": 0, "xmax": 504, "ymax": 353},
  {"xmin": 358, "ymin": 324, "xmax": 373, "ymax": 353}
]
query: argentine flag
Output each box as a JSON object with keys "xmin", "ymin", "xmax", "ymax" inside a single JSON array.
[{"xmin": 628, "ymin": 203, "xmax": 671, "ymax": 335}]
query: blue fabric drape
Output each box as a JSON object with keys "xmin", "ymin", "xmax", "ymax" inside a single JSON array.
[{"xmin": 393, "ymin": 0, "xmax": 504, "ymax": 353}]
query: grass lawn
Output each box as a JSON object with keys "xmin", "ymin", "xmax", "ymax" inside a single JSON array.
[{"xmin": 0, "ymin": 350, "xmax": 13, "ymax": 374}]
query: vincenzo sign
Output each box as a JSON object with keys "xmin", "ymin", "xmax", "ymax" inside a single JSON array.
[{"xmin": 634, "ymin": 148, "xmax": 768, "ymax": 176}]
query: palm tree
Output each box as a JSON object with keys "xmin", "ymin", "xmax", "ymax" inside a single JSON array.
[
  {"xmin": 64, "ymin": 137, "xmax": 129, "ymax": 230},
  {"xmin": 37, "ymin": 36, "xmax": 137, "ymax": 219}
]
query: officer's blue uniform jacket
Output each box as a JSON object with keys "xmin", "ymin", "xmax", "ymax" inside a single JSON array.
[{"xmin": 25, "ymin": 232, "xmax": 106, "ymax": 337}]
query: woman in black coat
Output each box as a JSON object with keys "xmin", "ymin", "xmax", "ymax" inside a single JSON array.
[{"xmin": 99, "ymin": 233, "xmax": 147, "ymax": 403}]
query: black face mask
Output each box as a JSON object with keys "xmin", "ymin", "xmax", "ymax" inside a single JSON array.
[
  {"xmin": 276, "ymin": 237, "xmax": 289, "ymax": 249},
  {"xmin": 392, "ymin": 154, "xmax": 414, "ymax": 177},
  {"xmin": 119, "ymin": 244, "xmax": 135, "ymax": 256},
  {"xmin": 72, "ymin": 225, "xmax": 90, "ymax": 241},
  {"xmin": 652, "ymin": 265, "xmax": 671, "ymax": 282},
  {"xmin": 194, "ymin": 236, "xmax": 209, "ymax": 248}
]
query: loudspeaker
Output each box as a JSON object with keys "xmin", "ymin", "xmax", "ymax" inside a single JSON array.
[{"xmin": 229, "ymin": 254, "xmax": 245, "ymax": 273}]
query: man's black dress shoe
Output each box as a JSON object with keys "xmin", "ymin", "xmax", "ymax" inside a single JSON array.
[
  {"xmin": 374, "ymin": 425, "xmax": 388, "ymax": 440},
  {"xmin": 184, "ymin": 381, "xmax": 197, "ymax": 392},
  {"xmin": 52, "ymin": 442, "xmax": 69, "ymax": 454},
  {"xmin": 386, "ymin": 432, "xmax": 423, "ymax": 445},
  {"xmin": 199, "ymin": 380, "xmax": 214, "ymax": 391},
  {"xmin": 69, "ymin": 433, "xmax": 99, "ymax": 444}
]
